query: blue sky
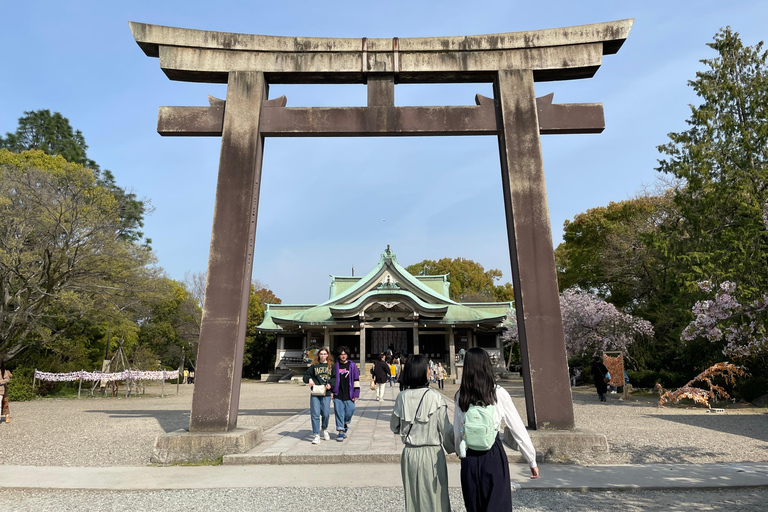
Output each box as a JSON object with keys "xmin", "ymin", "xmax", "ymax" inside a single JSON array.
[{"xmin": 2, "ymin": 1, "xmax": 766, "ymax": 304}]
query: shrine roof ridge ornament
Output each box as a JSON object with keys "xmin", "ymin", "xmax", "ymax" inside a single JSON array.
[{"xmin": 129, "ymin": 19, "xmax": 633, "ymax": 84}]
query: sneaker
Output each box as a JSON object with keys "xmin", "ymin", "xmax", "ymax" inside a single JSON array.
[
  {"xmin": 311, "ymin": 434, "xmax": 321, "ymax": 444},
  {"xmin": 322, "ymin": 430, "xmax": 330, "ymax": 441},
  {"xmin": 337, "ymin": 432, "xmax": 346, "ymax": 442}
]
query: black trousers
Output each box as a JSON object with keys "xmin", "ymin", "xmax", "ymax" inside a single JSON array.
[{"xmin": 460, "ymin": 436, "xmax": 512, "ymax": 512}]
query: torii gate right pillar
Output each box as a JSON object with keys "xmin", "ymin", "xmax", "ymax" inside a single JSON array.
[{"xmin": 496, "ymin": 69, "xmax": 574, "ymax": 429}]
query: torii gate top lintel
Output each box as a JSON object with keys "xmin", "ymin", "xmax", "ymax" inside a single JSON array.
[{"xmin": 129, "ymin": 19, "xmax": 633, "ymax": 84}]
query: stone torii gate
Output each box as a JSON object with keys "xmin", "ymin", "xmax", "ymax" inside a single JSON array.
[{"xmin": 131, "ymin": 19, "xmax": 632, "ymax": 435}]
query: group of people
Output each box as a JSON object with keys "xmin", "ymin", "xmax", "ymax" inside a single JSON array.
[
  {"xmin": 302, "ymin": 345, "xmax": 360, "ymax": 444},
  {"xmin": 305, "ymin": 346, "xmax": 539, "ymax": 512},
  {"xmin": 182, "ymin": 368, "xmax": 195, "ymax": 384},
  {"xmin": 391, "ymin": 348, "xmax": 539, "ymax": 512}
]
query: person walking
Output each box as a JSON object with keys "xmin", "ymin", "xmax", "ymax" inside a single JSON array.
[
  {"xmin": 371, "ymin": 353, "xmax": 390, "ymax": 401},
  {"xmin": 303, "ymin": 346, "xmax": 336, "ymax": 444},
  {"xmin": 435, "ymin": 362, "xmax": 446, "ymax": 390},
  {"xmin": 390, "ymin": 354, "xmax": 455, "ymax": 512},
  {"xmin": 331, "ymin": 345, "xmax": 360, "ymax": 442},
  {"xmin": 453, "ymin": 347, "xmax": 539, "ymax": 512},
  {"xmin": 0, "ymin": 359, "xmax": 11, "ymax": 423},
  {"xmin": 389, "ymin": 360, "xmax": 397, "ymax": 387},
  {"xmin": 591, "ymin": 356, "xmax": 610, "ymax": 402}
]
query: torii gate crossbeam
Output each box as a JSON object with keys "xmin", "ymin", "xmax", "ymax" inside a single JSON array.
[{"xmin": 130, "ymin": 19, "xmax": 633, "ymax": 433}]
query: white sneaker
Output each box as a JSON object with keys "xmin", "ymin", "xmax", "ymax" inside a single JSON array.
[
  {"xmin": 311, "ymin": 434, "xmax": 320, "ymax": 444},
  {"xmin": 322, "ymin": 430, "xmax": 330, "ymax": 441}
]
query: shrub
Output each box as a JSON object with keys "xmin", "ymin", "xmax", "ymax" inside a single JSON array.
[
  {"xmin": 6, "ymin": 367, "xmax": 36, "ymax": 401},
  {"xmin": 736, "ymin": 376, "xmax": 768, "ymax": 403},
  {"xmin": 628, "ymin": 369, "xmax": 687, "ymax": 389}
]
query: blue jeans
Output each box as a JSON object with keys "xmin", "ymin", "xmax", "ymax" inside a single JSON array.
[
  {"xmin": 333, "ymin": 398, "xmax": 356, "ymax": 432},
  {"xmin": 310, "ymin": 395, "xmax": 331, "ymax": 434}
]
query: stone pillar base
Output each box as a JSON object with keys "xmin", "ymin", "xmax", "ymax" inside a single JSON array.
[
  {"xmin": 504, "ymin": 427, "xmax": 608, "ymax": 462},
  {"xmin": 151, "ymin": 427, "xmax": 263, "ymax": 465}
]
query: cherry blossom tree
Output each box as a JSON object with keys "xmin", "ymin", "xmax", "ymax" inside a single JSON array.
[
  {"xmin": 682, "ymin": 281, "xmax": 768, "ymax": 358},
  {"xmin": 500, "ymin": 288, "xmax": 654, "ymax": 359},
  {"xmin": 559, "ymin": 288, "xmax": 654, "ymax": 357}
]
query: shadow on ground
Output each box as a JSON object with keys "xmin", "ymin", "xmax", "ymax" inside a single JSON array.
[
  {"xmin": 85, "ymin": 409, "xmax": 191, "ymax": 432},
  {"xmin": 650, "ymin": 413, "xmax": 768, "ymax": 443}
]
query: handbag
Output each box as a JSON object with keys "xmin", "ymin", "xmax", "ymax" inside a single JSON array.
[
  {"xmin": 603, "ymin": 372, "xmax": 611, "ymax": 384},
  {"xmin": 370, "ymin": 379, "xmax": 376, "ymax": 390},
  {"xmin": 310, "ymin": 377, "xmax": 327, "ymax": 396}
]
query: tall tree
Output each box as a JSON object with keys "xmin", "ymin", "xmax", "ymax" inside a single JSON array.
[
  {"xmin": 0, "ymin": 110, "xmax": 96, "ymax": 168},
  {"xmin": 0, "ymin": 150, "xmax": 158, "ymax": 361},
  {"xmin": 1, "ymin": 110, "xmax": 147, "ymax": 243},
  {"xmin": 657, "ymin": 28, "xmax": 768, "ymax": 298},
  {"xmin": 405, "ymin": 257, "xmax": 513, "ymax": 302}
]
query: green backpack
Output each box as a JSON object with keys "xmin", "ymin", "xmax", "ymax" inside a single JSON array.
[{"xmin": 462, "ymin": 402, "xmax": 497, "ymax": 451}]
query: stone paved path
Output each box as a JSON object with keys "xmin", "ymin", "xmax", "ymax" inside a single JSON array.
[{"xmin": 226, "ymin": 383, "xmax": 459, "ymax": 464}]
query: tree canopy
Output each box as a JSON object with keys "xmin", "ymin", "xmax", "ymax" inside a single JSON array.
[
  {"xmin": 404, "ymin": 257, "xmax": 514, "ymax": 302},
  {"xmin": 0, "ymin": 150, "xmax": 158, "ymax": 361},
  {"xmin": 1, "ymin": 110, "xmax": 147, "ymax": 243},
  {"xmin": 657, "ymin": 27, "xmax": 768, "ymax": 298}
]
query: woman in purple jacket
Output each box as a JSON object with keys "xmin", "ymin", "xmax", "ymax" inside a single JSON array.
[{"xmin": 331, "ymin": 346, "xmax": 360, "ymax": 442}]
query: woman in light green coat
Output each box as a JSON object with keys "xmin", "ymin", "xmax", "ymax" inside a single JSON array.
[{"xmin": 391, "ymin": 354, "xmax": 455, "ymax": 512}]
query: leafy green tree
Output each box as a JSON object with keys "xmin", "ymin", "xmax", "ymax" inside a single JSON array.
[
  {"xmin": 555, "ymin": 193, "xmax": 675, "ymax": 310},
  {"xmin": 0, "ymin": 110, "xmax": 96, "ymax": 168},
  {"xmin": 137, "ymin": 279, "xmax": 201, "ymax": 370},
  {"xmin": 657, "ymin": 27, "xmax": 768, "ymax": 299},
  {"xmin": 405, "ymin": 257, "xmax": 513, "ymax": 302},
  {"xmin": 243, "ymin": 281, "xmax": 282, "ymax": 378},
  {"xmin": 0, "ymin": 150, "xmax": 158, "ymax": 362},
  {"xmin": 1, "ymin": 110, "xmax": 147, "ymax": 243}
]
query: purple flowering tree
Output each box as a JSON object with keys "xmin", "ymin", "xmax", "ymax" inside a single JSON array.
[
  {"xmin": 501, "ymin": 288, "xmax": 654, "ymax": 359},
  {"xmin": 682, "ymin": 281, "xmax": 768, "ymax": 358}
]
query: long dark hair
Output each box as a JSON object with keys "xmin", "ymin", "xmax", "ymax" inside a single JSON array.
[
  {"xmin": 401, "ymin": 354, "xmax": 429, "ymax": 389},
  {"xmin": 456, "ymin": 347, "xmax": 497, "ymax": 412}
]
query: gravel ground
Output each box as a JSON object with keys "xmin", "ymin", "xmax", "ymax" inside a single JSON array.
[
  {"xmin": 1, "ymin": 380, "xmax": 766, "ymax": 467},
  {"xmin": 0, "ymin": 381, "xmax": 306, "ymax": 467},
  {"xmin": 1, "ymin": 380, "xmax": 766, "ymax": 511},
  {"xmin": 3, "ymin": 488, "xmax": 768, "ymax": 512}
]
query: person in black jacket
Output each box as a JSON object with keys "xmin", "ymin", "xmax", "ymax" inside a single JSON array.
[
  {"xmin": 591, "ymin": 356, "xmax": 609, "ymax": 402},
  {"xmin": 371, "ymin": 353, "xmax": 390, "ymax": 401}
]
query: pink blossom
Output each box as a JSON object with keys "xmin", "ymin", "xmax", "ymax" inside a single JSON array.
[
  {"xmin": 682, "ymin": 281, "xmax": 768, "ymax": 357},
  {"xmin": 502, "ymin": 289, "xmax": 655, "ymax": 357}
]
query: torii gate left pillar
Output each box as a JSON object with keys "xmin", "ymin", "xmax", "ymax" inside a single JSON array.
[{"xmin": 130, "ymin": 19, "xmax": 632, "ymax": 433}]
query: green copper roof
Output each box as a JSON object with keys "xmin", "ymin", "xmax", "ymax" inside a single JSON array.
[
  {"xmin": 414, "ymin": 274, "xmax": 451, "ymax": 298},
  {"xmin": 258, "ymin": 247, "xmax": 514, "ymax": 332},
  {"xmin": 328, "ymin": 276, "xmax": 362, "ymax": 299}
]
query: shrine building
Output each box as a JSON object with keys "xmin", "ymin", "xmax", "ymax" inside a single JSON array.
[{"xmin": 258, "ymin": 247, "xmax": 513, "ymax": 378}]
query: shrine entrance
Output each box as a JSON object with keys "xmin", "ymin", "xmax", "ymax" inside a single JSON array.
[{"xmin": 130, "ymin": 19, "xmax": 633, "ymax": 432}]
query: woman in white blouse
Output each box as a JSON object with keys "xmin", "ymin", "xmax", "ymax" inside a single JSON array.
[{"xmin": 453, "ymin": 347, "xmax": 539, "ymax": 512}]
